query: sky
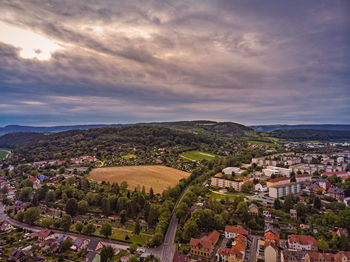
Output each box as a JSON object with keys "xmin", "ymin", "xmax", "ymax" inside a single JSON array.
[{"xmin": 0, "ymin": 0, "xmax": 349, "ymax": 126}]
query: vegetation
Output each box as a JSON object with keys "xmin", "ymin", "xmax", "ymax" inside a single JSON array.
[{"xmin": 180, "ymin": 150, "xmax": 218, "ymax": 161}]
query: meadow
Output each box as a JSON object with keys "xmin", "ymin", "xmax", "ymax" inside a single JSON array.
[
  {"xmin": 89, "ymin": 165, "xmax": 190, "ymax": 193},
  {"xmin": 180, "ymin": 150, "xmax": 217, "ymax": 161},
  {"xmin": 0, "ymin": 148, "xmax": 9, "ymax": 160}
]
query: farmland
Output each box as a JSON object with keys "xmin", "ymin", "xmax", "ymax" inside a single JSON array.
[
  {"xmin": 0, "ymin": 148, "xmax": 9, "ymax": 160},
  {"xmin": 180, "ymin": 150, "xmax": 218, "ymax": 161},
  {"xmin": 89, "ymin": 165, "xmax": 190, "ymax": 193}
]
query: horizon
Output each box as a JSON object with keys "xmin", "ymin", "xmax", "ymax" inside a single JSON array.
[{"xmin": 1, "ymin": 0, "xmax": 349, "ymax": 126}]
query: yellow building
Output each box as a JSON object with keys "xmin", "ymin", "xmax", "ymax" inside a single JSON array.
[{"xmin": 190, "ymin": 230, "xmax": 220, "ymax": 258}]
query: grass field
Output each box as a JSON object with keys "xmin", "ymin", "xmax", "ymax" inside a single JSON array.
[
  {"xmin": 90, "ymin": 165, "xmax": 190, "ymax": 193},
  {"xmin": 121, "ymin": 154, "xmax": 136, "ymax": 159},
  {"xmin": 210, "ymin": 192, "xmax": 251, "ymax": 201},
  {"xmin": 0, "ymin": 148, "xmax": 10, "ymax": 160},
  {"xmin": 248, "ymin": 140, "xmax": 276, "ymax": 147},
  {"xmin": 180, "ymin": 150, "xmax": 218, "ymax": 161}
]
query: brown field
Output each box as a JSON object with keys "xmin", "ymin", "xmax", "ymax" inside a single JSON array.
[{"xmin": 89, "ymin": 165, "xmax": 190, "ymax": 193}]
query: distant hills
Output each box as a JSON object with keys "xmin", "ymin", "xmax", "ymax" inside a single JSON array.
[{"xmin": 250, "ymin": 124, "xmax": 350, "ymax": 132}]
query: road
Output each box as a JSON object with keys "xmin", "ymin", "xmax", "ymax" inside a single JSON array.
[
  {"xmin": 246, "ymin": 235, "xmax": 260, "ymax": 262},
  {"xmin": 0, "ymin": 203, "xmax": 129, "ymax": 251}
]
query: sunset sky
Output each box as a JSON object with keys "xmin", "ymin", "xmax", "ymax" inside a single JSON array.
[{"xmin": 0, "ymin": 0, "xmax": 349, "ymax": 126}]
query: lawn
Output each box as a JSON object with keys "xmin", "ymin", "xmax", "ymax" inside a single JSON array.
[
  {"xmin": 210, "ymin": 191, "xmax": 251, "ymax": 201},
  {"xmin": 89, "ymin": 165, "xmax": 190, "ymax": 193},
  {"xmin": 180, "ymin": 150, "xmax": 218, "ymax": 161},
  {"xmin": 121, "ymin": 154, "xmax": 136, "ymax": 159},
  {"xmin": 248, "ymin": 140, "xmax": 276, "ymax": 147},
  {"xmin": 0, "ymin": 148, "xmax": 10, "ymax": 160}
]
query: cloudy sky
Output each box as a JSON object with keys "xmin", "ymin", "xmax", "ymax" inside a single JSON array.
[{"xmin": 0, "ymin": 0, "xmax": 349, "ymax": 126}]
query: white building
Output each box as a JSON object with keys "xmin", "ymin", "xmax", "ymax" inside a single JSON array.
[
  {"xmin": 222, "ymin": 167, "xmax": 242, "ymax": 176},
  {"xmin": 287, "ymin": 235, "xmax": 318, "ymax": 251},
  {"xmin": 295, "ymin": 174, "xmax": 312, "ymax": 183},
  {"xmin": 269, "ymin": 182, "xmax": 301, "ymax": 198},
  {"xmin": 255, "ymin": 182, "xmax": 268, "ymax": 192},
  {"xmin": 263, "ymin": 166, "xmax": 292, "ymax": 177}
]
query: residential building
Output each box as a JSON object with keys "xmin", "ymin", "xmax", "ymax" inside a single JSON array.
[
  {"xmin": 211, "ymin": 173, "xmax": 246, "ymax": 191},
  {"xmin": 87, "ymin": 240, "xmax": 103, "ymax": 252},
  {"xmin": 288, "ymin": 235, "xmax": 318, "ymax": 251},
  {"xmin": 290, "ymin": 209, "xmax": 297, "ymax": 219},
  {"xmin": 216, "ymin": 234, "xmax": 247, "ymax": 262},
  {"xmin": 295, "ymin": 174, "xmax": 312, "ymax": 183},
  {"xmin": 281, "ymin": 249, "xmax": 306, "ymax": 262},
  {"xmin": 265, "ymin": 242, "xmax": 279, "ymax": 262},
  {"xmin": 86, "ymin": 251, "xmax": 101, "ymax": 262},
  {"xmin": 37, "ymin": 229, "xmax": 52, "ymax": 240},
  {"xmin": 336, "ymin": 228, "xmax": 348, "ymax": 237},
  {"xmin": 190, "ymin": 230, "xmax": 220, "ymax": 258},
  {"xmin": 269, "ymin": 182, "xmax": 301, "ymax": 198},
  {"xmin": 265, "ymin": 228, "xmax": 280, "ymax": 246},
  {"xmin": 224, "ymin": 226, "xmax": 248, "ymax": 239},
  {"xmin": 255, "ymin": 182, "xmax": 268, "ymax": 192},
  {"xmin": 304, "ymin": 252, "xmax": 334, "ymax": 262},
  {"xmin": 263, "ymin": 166, "xmax": 292, "ymax": 177},
  {"xmin": 267, "ymin": 177, "xmax": 290, "ymax": 187},
  {"xmin": 316, "ymin": 179, "xmax": 331, "ymax": 190},
  {"xmin": 248, "ymin": 203, "xmax": 259, "ymax": 215},
  {"xmin": 328, "ymin": 187, "xmax": 344, "ymax": 201},
  {"xmin": 172, "ymin": 253, "xmax": 190, "ymax": 262},
  {"xmin": 334, "ymin": 251, "xmax": 350, "ymax": 262},
  {"xmin": 222, "ymin": 167, "xmax": 242, "ymax": 176}
]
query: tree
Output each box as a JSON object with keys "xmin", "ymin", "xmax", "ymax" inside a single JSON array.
[
  {"xmin": 120, "ymin": 210, "xmax": 127, "ymax": 225},
  {"xmin": 149, "ymin": 187, "xmax": 154, "ymax": 199},
  {"xmin": 23, "ymin": 207, "xmax": 41, "ymax": 225},
  {"xmin": 274, "ymin": 199, "xmax": 282, "ymax": 209},
  {"xmin": 60, "ymin": 239, "xmax": 72, "ymax": 252},
  {"xmin": 41, "ymin": 218, "xmax": 54, "ymax": 228},
  {"xmin": 147, "ymin": 205, "xmax": 159, "ymax": 227},
  {"xmin": 61, "ymin": 214, "xmax": 72, "ymax": 231},
  {"xmin": 100, "ymin": 245, "xmax": 114, "ymax": 262},
  {"xmin": 318, "ymin": 238, "xmax": 329, "ymax": 252},
  {"xmin": 19, "ymin": 187, "xmax": 33, "ymax": 202},
  {"xmin": 130, "ymin": 243, "xmax": 137, "ymax": 254},
  {"xmin": 134, "ymin": 218, "xmax": 141, "ymax": 235},
  {"xmin": 65, "ymin": 198, "xmax": 78, "ymax": 216},
  {"xmin": 313, "ymin": 197, "xmax": 322, "ymax": 209},
  {"xmin": 100, "ymin": 222, "xmax": 112, "ymax": 238},
  {"xmin": 283, "ymin": 194, "xmax": 295, "ymax": 212},
  {"xmin": 78, "ymin": 200, "xmax": 88, "ymax": 215},
  {"xmin": 296, "ymin": 203, "xmax": 307, "ymax": 218},
  {"xmin": 236, "ymin": 201, "xmax": 249, "ymax": 220},
  {"xmin": 83, "ymin": 223, "xmax": 96, "ymax": 235},
  {"xmin": 75, "ymin": 222, "xmax": 83, "ymax": 233},
  {"xmin": 241, "ymin": 182, "xmax": 254, "ymax": 193},
  {"xmin": 182, "ymin": 219, "xmax": 199, "ymax": 241},
  {"xmin": 338, "ymin": 234, "xmax": 349, "ymax": 251}
]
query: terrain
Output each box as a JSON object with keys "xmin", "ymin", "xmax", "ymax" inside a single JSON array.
[
  {"xmin": 90, "ymin": 165, "xmax": 190, "ymax": 193},
  {"xmin": 251, "ymin": 124, "xmax": 350, "ymax": 132}
]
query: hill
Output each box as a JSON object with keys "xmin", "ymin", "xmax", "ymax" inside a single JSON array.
[
  {"xmin": 269, "ymin": 129, "xmax": 350, "ymax": 141},
  {"xmin": 0, "ymin": 132, "xmax": 46, "ymax": 149},
  {"xmin": 250, "ymin": 124, "xmax": 350, "ymax": 132}
]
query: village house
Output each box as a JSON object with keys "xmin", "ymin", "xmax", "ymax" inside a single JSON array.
[
  {"xmin": 224, "ymin": 226, "xmax": 248, "ymax": 239},
  {"xmin": 172, "ymin": 253, "xmax": 190, "ymax": 262},
  {"xmin": 267, "ymin": 177, "xmax": 290, "ymax": 187},
  {"xmin": 264, "ymin": 242, "xmax": 279, "ymax": 262},
  {"xmin": 264, "ymin": 228, "xmax": 280, "ymax": 246},
  {"xmin": 327, "ymin": 187, "xmax": 344, "ymax": 201},
  {"xmin": 190, "ymin": 230, "xmax": 220, "ymax": 258},
  {"xmin": 295, "ymin": 174, "xmax": 312, "ymax": 183},
  {"xmin": 71, "ymin": 238, "xmax": 89, "ymax": 251},
  {"xmin": 248, "ymin": 203, "xmax": 259, "ymax": 215},
  {"xmin": 216, "ymin": 234, "xmax": 247, "ymax": 262},
  {"xmin": 87, "ymin": 240, "xmax": 104, "ymax": 252},
  {"xmin": 86, "ymin": 251, "xmax": 101, "ymax": 262},
  {"xmin": 304, "ymin": 252, "xmax": 334, "ymax": 262},
  {"xmin": 255, "ymin": 182, "xmax": 268, "ymax": 192},
  {"xmin": 288, "ymin": 235, "xmax": 318, "ymax": 251},
  {"xmin": 334, "ymin": 251, "xmax": 350, "ymax": 262},
  {"xmin": 37, "ymin": 229, "xmax": 53, "ymax": 240},
  {"xmin": 290, "ymin": 209, "xmax": 297, "ymax": 219}
]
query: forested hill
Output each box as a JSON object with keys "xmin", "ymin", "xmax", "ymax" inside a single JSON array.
[
  {"xmin": 0, "ymin": 132, "xmax": 46, "ymax": 149},
  {"xmin": 4, "ymin": 126, "xmax": 237, "ymax": 162},
  {"xmin": 251, "ymin": 124, "xmax": 350, "ymax": 132},
  {"xmin": 269, "ymin": 129, "xmax": 350, "ymax": 141}
]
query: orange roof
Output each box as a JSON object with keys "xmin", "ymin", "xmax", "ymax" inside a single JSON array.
[
  {"xmin": 217, "ymin": 247, "xmax": 243, "ymax": 259},
  {"xmin": 296, "ymin": 174, "xmax": 312, "ymax": 178},
  {"xmin": 233, "ymin": 235, "xmax": 247, "ymax": 252},
  {"xmin": 225, "ymin": 226, "xmax": 248, "ymax": 235},
  {"xmin": 264, "ymin": 231, "xmax": 280, "ymax": 245},
  {"xmin": 268, "ymin": 177, "xmax": 290, "ymax": 183},
  {"xmin": 214, "ymin": 173, "xmax": 223, "ymax": 178},
  {"xmin": 288, "ymin": 235, "xmax": 317, "ymax": 246},
  {"xmin": 190, "ymin": 230, "xmax": 220, "ymax": 249},
  {"xmin": 306, "ymin": 252, "xmax": 334, "ymax": 261}
]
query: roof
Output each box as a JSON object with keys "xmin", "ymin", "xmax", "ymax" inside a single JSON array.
[
  {"xmin": 172, "ymin": 253, "xmax": 189, "ymax": 262},
  {"xmin": 190, "ymin": 230, "xmax": 220, "ymax": 249},
  {"xmin": 214, "ymin": 173, "xmax": 223, "ymax": 178},
  {"xmin": 38, "ymin": 229, "xmax": 52, "ymax": 239},
  {"xmin": 288, "ymin": 235, "xmax": 318, "ymax": 246},
  {"xmin": 268, "ymin": 177, "xmax": 290, "ymax": 183},
  {"xmin": 225, "ymin": 226, "xmax": 248, "ymax": 235},
  {"xmin": 322, "ymin": 171, "xmax": 347, "ymax": 176},
  {"xmin": 306, "ymin": 252, "xmax": 334, "ymax": 261},
  {"xmin": 296, "ymin": 174, "xmax": 312, "ymax": 178},
  {"xmin": 86, "ymin": 251, "xmax": 98, "ymax": 262},
  {"xmin": 249, "ymin": 203, "xmax": 258, "ymax": 209},
  {"xmin": 217, "ymin": 247, "xmax": 243, "ymax": 259}
]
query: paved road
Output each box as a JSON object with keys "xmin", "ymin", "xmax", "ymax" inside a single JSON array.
[
  {"xmin": 0, "ymin": 203, "xmax": 129, "ymax": 251},
  {"xmin": 248, "ymin": 235, "xmax": 261, "ymax": 262}
]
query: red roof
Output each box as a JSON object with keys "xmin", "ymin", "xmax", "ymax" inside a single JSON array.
[
  {"xmin": 214, "ymin": 173, "xmax": 223, "ymax": 178},
  {"xmin": 217, "ymin": 247, "xmax": 243, "ymax": 259},
  {"xmin": 306, "ymin": 252, "xmax": 334, "ymax": 261},
  {"xmin": 38, "ymin": 229, "xmax": 52, "ymax": 239},
  {"xmin": 225, "ymin": 226, "xmax": 248, "ymax": 235},
  {"xmin": 322, "ymin": 171, "xmax": 347, "ymax": 176},
  {"xmin": 172, "ymin": 253, "xmax": 189, "ymax": 262},
  {"xmin": 296, "ymin": 174, "xmax": 311, "ymax": 178},
  {"xmin": 268, "ymin": 177, "xmax": 290, "ymax": 183},
  {"xmin": 288, "ymin": 235, "xmax": 318, "ymax": 246},
  {"xmin": 190, "ymin": 230, "xmax": 220, "ymax": 249}
]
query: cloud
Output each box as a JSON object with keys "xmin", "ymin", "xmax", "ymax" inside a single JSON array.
[{"xmin": 0, "ymin": 0, "xmax": 349, "ymax": 125}]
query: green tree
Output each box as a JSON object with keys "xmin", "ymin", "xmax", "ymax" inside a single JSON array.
[
  {"xmin": 61, "ymin": 214, "xmax": 72, "ymax": 231},
  {"xmin": 313, "ymin": 197, "xmax": 322, "ymax": 209},
  {"xmin": 19, "ymin": 187, "xmax": 33, "ymax": 202},
  {"xmin": 241, "ymin": 182, "xmax": 254, "ymax": 193},
  {"xmin": 60, "ymin": 238, "xmax": 72, "ymax": 252},
  {"xmin": 41, "ymin": 218, "xmax": 54, "ymax": 228},
  {"xmin": 182, "ymin": 219, "xmax": 199, "ymax": 241},
  {"xmin": 130, "ymin": 243, "xmax": 137, "ymax": 254},
  {"xmin": 83, "ymin": 223, "xmax": 96, "ymax": 235},
  {"xmin": 318, "ymin": 238, "xmax": 329, "ymax": 252},
  {"xmin": 23, "ymin": 207, "xmax": 41, "ymax": 225},
  {"xmin": 100, "ymin": 222, "xmax": 113, "ymax": 238},
  {"xmin": 100, "ymin": 245, "xmax": 114, "ymax": 262},
  {"xmin": 78, "ymin": 200, "xmax": 88, "ymax": 214},
  {"xmin": 283, "ymin": 194, "xmax": 295, "ymax": 212},
  {"xmin": 338, "ymin": 234, "xmax": 349, "ymax": 251},
  {"xmin": 274, "ymin": 198, "xmax": 282, "ymax": 209},
  {"xmin": 296, "ymin": 203, "xmax": 307, "ymax": 218},
  {"xmin": 65, "ymin": 198, "xmax": 78, "ymax": 216},
  {"xmin": 75, "ymin": 222, "xmax": 83, "ymax": 233},
  {"xmin": 134, "ymin": 218, "xmax": 141, "ymax": 235},
  {"xmin": 236, "ymin": 201, "xmax": 249, "ymax": 220},
  {"xmin": 120, "ymin": 210, "xmax": 127, "ymax": 225}
]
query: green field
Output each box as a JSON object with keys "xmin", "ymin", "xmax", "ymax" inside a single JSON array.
[
  {"xmin": 180, "ymin": 150, "xmax": 218, "ymax": 161},
  {"xmin": 210, "ymin": 192, "xmax": 251, "ymax": 201},
  {"xmin": 121, "ymin": 154, "xmax": 136, "ymax": 159},
  {"xmin": 248, "ymin": 140, "xmax": 276, "ymax": 147},
  {"xmin": 0, "ymin": 148, "xmax": 10, "ymax": 160}
]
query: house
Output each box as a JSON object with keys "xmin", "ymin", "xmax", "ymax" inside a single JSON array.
[
  {"xmin": 37, "ymin": 229, "xmax": 53, "ymax": 240},
  {"xmin": 71, "ymin": 158, "xmax": 83, "ymax": 164},
  {"xmin": 334, "ymin": 251, "xmax": 350, "ymax": 262},
  {"xmin": 87, "ymin": 240, "xmax": 104, "ymax": 252},
  {"xmin": 28, "ymin": 175, "xmax": 40, "ymax": 190},
  {"xmin": 300, "ymin": 224, "xmax": 311, "ymax": 230},
  {"xmin": 249, "ymin": 203, "xmax": 259, "ymax": 215},
  {"xmin": 336, "ymin": 228, "xmax": 348, "ymax": 237},
  {"xmin": 281, "ymin": 249, "xmax": 306, "ymax": 262},
  {"xmin": 222, "ymin": 167, "xmax": 242, "ymax": 176},
  {"xmin": 264, "ymin": 228, "xmax": 280, "ymax": 246},
  {"xmin": 265, "ymin": 242, "xmax": 279, "ymax": 262},
  {"xmin": 211, "ymin": 173, "xmax": 246, "ymax": 191},
  {"xmin": 307, "ymin": 183, "xmax": 324, "ymax": 193},
  {"xmin": 86, "ymin": 251, "xmax": 101, "ymax": 262},
  {"xmin": 269, "ymin": 182, "xmax": 301, "ymax": 198},
  {"xmin": 288, "ymin": 235, "xmax": 318, "ymax": 251},
  {"xmin": 290, "ymin": 209, "xmax": 297, "ymax": 219},
  {"xmin": 9, "ymin": 248, "xmax": 26, "ymax": 262},
  {"xmin": 225, "ymin": 226, "xmax": 248, "ymax": 239},
  {"xmin": 0, "ymin": 222, "xmax": 14, "ymax": 232},
  {"xmin": 304, "ymin": 252, "xmax": 334, "ymax": 262},
  {"xmin": 216, "ymin": 234, "xmax": 247, "ymax": 262},
  {"xmin": 39, "ymin": 175, "xmax": 47, "ymax": 182},
  {"xmin": 316, "ymin": 179, "xmax": 331, "ymax": 190},
  {"xmin": 84, "ymin": 156, "xmax": 97, "ymax": 162},
  {"xmin": 190, "ymin": 230, "xmax": 220, "ymax": 258},
  {"xmin": 71, "ymin": 238, "xmax": 89, "ymax": 251},
  {"xmin": 255, "ymin": 182, "xmax": 268, "ymax": 192},
  {"xmin": 267, "ymin": 177, "xmax": 290, "ymax": 187},
  {"xmin": 328, "ymin": 187, "xmax": 344, "ymax": 201},
  {"xmin": 172, "ymin": 253, "xmax": 190, "ymax": 262},
  {"xmin": 263, "ymin": 210, "xmax": 271, "ymax": 218},
  {"xmin": 56, "ymin": 235, "xmax": 73, "ymax": 245},
  {"xmin": 295, "ymin": 174, "xmax": 312, "ymax": 183}
]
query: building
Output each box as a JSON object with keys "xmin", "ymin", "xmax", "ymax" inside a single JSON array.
[
  {"xmin": 265, "ymin": 228, "xmax": 280, "ymax": 246},
  {"xmin": 37, "ymin": 229, "xmax": 53, "ymax": 240},
  {"xmin": 290, "ymin": 209, "xmax": 297, "ymax": 219},
  {"xmin": 222, "ymin": 167, "xmax": 242, "ymax": 176},
  {"xmin": 216, "ymin": 234, "xmax": 247, "ymax": 262},
  {"xmin": 248, "ymin": 203, "xmax": 259, "ymax": 215},
  {"xmin": 247, "ymin": 195, "xmax": 275, "ymax": 206},
  {"xmin": 263, "ymin": 166, "xmax": 292, "ymax": 177},
  {"xmin": 334, "ymin": 251, "xmax": 350, "ymax": 262},
  {"xmin": 288, "ymin": 235, "xmax": 318, "ymax": 251},
  {"xmin": 211, "ymin": 173, "xmax": 246, "ymax": 191},
  {"xmin": 304, "ymin": 252, "xmax": 334, "ymax": 262},
  {"xmin": 328, "ymin": 187, "xmax": 344, "ymax": 201},
  {"xmin": 224, "ymin": 226, "xmax": 248, "ymax": 239},
  {"xmin": 267, "ymin": 177, "xmax": 290, "ymax": 187},
  {"xmin": 295, "ymin": 174, "xmax": 312, "ymax": 183},
  {"xmin": 87, "ymin": 240, "xmax": 103, "ymax": 252},
  {"xmin": 190, "ymin": 230, "xmax": 220, "ymax": 258},
  {"xmin": 281, "ymin": 249, "xmax": 306, "ymax": 262},
  {"xmin": 172, "ymin": 253, "xmax": 190, "ymax": 262},
  {"xmin": 255, "ymin": 182, "xmax": 268, "ymax": 192},
  {"xmin": 265, "ymin": 242, "xmax": 279, "ymax": 262},
  {"xmin": 269, "ymin": 182, "xmax": 301, "ymax": 198},
  {"xmin": 316, "ymin": 179, "xmax": 331, "ymax": 190}
]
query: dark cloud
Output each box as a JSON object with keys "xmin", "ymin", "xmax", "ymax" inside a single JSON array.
[{"xmin": 0, "ymin": 0, "xmax": 349, "ymax": 125}]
